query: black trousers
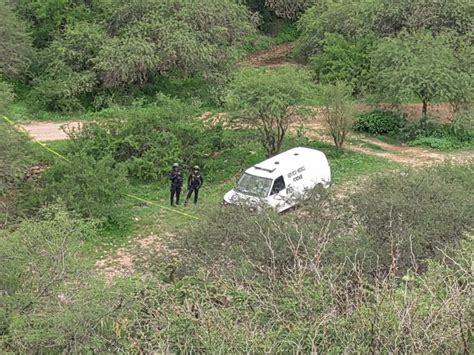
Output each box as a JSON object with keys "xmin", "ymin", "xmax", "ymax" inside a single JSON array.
[
  {"xmin": 170, "ymin": 186, "xmax": 181, "ymax": 205},
  {"xmin": 186, "ymin": 187, "xmax": 200, "ymax": 204}
]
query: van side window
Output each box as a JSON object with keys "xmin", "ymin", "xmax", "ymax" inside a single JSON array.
[{"xmin": 271, "ymin": 176, "xmax": 286, "ymax": 195}]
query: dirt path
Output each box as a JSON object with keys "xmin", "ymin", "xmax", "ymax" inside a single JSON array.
[
  {"xmin": 96, "ymin": 232, "xmax": 177, "ymax": 282},
  {"xmin": 240, "ymin": 42, "xmax": 297, "ymax": 68},
  {"xmin": 303, "ymin": 118, "xmax": 472, "ymax": 166},
  {"xmin": 19, "ymin": 121, "xmax": 81, "ymax": 141},
  {"xmin": 20, "ymin": 115, "xmax": 471, "ymax": 167}
]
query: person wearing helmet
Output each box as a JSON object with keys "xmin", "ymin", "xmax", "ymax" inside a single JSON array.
[
  {"xmin": 169, "ymin": 163, "xmax": 183, "ymax": 206},
  {"xmin": 185, "ymin": 165, "xmax": 204, "ymax": 205}
]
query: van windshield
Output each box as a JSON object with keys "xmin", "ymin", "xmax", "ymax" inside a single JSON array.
[{"xmin": 235, "ymin": 173, "xmax": 272, "ymax": 198}]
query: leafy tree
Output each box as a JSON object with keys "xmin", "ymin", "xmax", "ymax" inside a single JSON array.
[
  {"xmin": 372, "ymin": 31, "xmax": 473, "ymax": 118},
  {"xmin": 97, "ymin": 0, "xmax": 254, "ymax": 86},
  {"xmin": 296, "ymin": 0, "xmax": 473, "ymax": 60},
  {"xmin": 318, "ymin": 81, "xmax": 355, "ymax": 150},
  {"xmin": 226, "ymin": 66, "xmax": 315, "ymax": 157},
  {"xmin": 309, "ymin": 33, "xmax": 375, "ymax": 96},
  {"xmin": 29, "ymin": 22, "xmax": 105, "ymax": 111},
  {"xmin": 296, "ymin": 0, "xmax": 377, "ymax": 59},
  {"xmin": 95, "ymin": 35, "xmax": 160, "ymax": 89},
  {"xmin": 374, "ymin": 0, "xmax": 473, "ymax": 37},
  {"xmin": 0, "ymin": 0, "xmax": 33, "ymax": 78},
  {"xmin": 13, "ymin": 0, "xmax": 98, "ymax": 47},
  {"xmin": 30, "ymin": 61, "xmax": 97, "ymax": 112},
  {"xmin": 47, "ymin": 22, "xmax": 106, "ymax": 72},
  {"xmin": 29, "ymin": 0, "xmax": 255, "ymax": 111},
  {"xmin": 265, "ymin": 0, "xmax": 314, "ymax": 20}
]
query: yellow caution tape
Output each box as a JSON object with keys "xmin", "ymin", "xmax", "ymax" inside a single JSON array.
[
  {"xmin": 122, "ymin": 193, "xmax": 199, "ymax": 220},
  {"xmin": 2, "ymin": 115, "xmax": 71, "ymax": 162},
  {"xmin": 2, "ymin": 115, "xmax": 199, "ymax": 220}
]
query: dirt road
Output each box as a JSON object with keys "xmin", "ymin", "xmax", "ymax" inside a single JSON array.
[
  {"xmin": 240, "ymin": 42, "xmax": 296, "ymax": 68},
  {"xmin": 19, "ymin": 121, "xmax": 80, "ymax": 141},
  {"xmin": 19, "ymin": 115, "xmax": 472, "ymax": 166}
]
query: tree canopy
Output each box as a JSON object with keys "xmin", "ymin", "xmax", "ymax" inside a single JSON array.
[
  {"xmin": 372, "ymin": 31, "xmax": 473, "ymax": 117},
  {"xmin": 226, "ymin": 66, "xmax": 315, "ymax": 157},
  {"xmin": 297, "ymin": 0, "xmax": 473, "ymax": 60},
  {"xmin": 23, "ymin": 0, "xmax": 256, "ymax": 111},
  {"xmin": 0, "ymin": 0, "xmax": 33, "ymax": 79}
]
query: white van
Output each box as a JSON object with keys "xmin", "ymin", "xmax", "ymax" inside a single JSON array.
[{"xmin": 224, "ymin": 147, "xmax": 331, "ymax": 213}]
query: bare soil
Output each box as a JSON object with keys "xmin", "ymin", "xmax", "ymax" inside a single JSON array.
[
  {"xmin": 19, "ymin": 106, "xmax": 471, "ymax": 169},
  {"xmin": 240, "ymin": 42, "xmax": 297, "ymax": 68},
  {"xmin": 95, "ymin": 232, "xmax": 178, "ymax": 282},
  {"xmin": 303, "ymin": 116, "xmax": 473, "ymax": 167},
  {"xmin": 19, "ymin": 121, "xmax": 81, "ymax": 141}
]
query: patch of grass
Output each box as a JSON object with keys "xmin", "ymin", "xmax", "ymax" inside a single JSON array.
[
  {"xmin": 283, "ymin": 136, "xmax": 397, "ymax": 183},
  {"xmin": 361, "ymin": 142, "xmax": 387, "ymax": 151},
  {"xmin": 329, "ymin": 152, "xmax": 398, "ymax": 184},
  {"xmin": 410, "ymin": 136, "xmax": 474, "ymax": 151}
]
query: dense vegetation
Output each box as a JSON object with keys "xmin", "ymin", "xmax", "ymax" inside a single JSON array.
[
  {"xmin": 1, "ymin": 0, "xmax": 472, "ymax": 114},
  {"xmin": 1, "ymin": 0, "xmax": 473, "ymax": 352},
  {"xmin": 1, "ymin": 160, "xmax": 472, "ymax": 352}
]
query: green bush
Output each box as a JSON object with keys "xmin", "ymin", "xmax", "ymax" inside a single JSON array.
[
  {"xmin": 178, "ymin": 205, "xmax": 331, "ymax": 280},
  {"xmin": 4, "ymin": 238, "xmax": 471, "ymax": 353},
  {"xmin": 67, "ymin": 97, "xmax": 202, "ymax": 180},
  {"xmin": 178, "ymin": 163, "xmax": 473, "ymax": 280},
  {"xmin": 401, "ymin": 113, "xmax": 473, "ymax": 149},
  {"xmin": 2, "ymin": 165, "xmax": 473, "ymax": 353},
  {"xmin": 411, "ymin": 136, "xmax": 464, "ymax": 150},
  {"xmin": 310, "ymin": 34, "xmax": 374, "ymax": 96},
  {"xmin": 67, "ymin": 97, "xmax": 262, "ymax": 183},
  {"xmin": 0, "ymin": 120, "xmax": 36, "ymax": 224},
  {"xmin": 0, "ymin": 207, "xmax": 140, "ymax": 353},
  {"xmin": 354, "ymin": 109, "xmax": 472, "ymax": 150},
  {"xmin": 354, "ymin": 110, "xmax": 407, "ymax": 135},
  {"xmin": 40, "ymin": 153, "xmax": 128, "ymax": 223},
  {"xmin": 451, "ymin": 110, "xmax": 474, "ymax": 142},
  {"xmin": 29, "ymin": 60, "xmax": 97, "ymax": 112},
  {"xmin": 0, "ymin": 81, "xmax": 15, "ymax": 111},
  {"xmin": 349, "ymin": 163, "xmax": 473, "ymax": 275}
]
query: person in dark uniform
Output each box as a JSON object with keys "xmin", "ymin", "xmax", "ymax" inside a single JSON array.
[
  {"xmin": 169, "ymin": 163, "xmax": 183, "ymax": 206},
  {"xmin": 185, "ymin": 165, "xmax": 204, "ymax": 205}
]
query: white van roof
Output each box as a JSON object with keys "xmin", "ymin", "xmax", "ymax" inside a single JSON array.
[{"xmin": 246, "ymin": 147, "xmax": 327, "ymax": 179}]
